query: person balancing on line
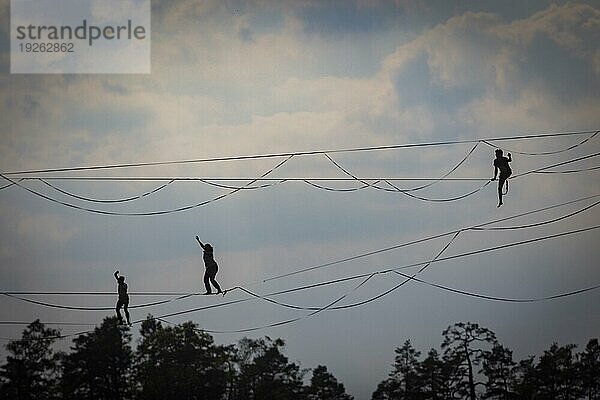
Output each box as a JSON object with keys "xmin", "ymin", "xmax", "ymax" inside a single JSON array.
[
  {"xmin": 114, "ymin": 270, "xmax": 131, "ymax": 326},
  {"xmin": 196, "ymin": 236, "xmax": 223, "ymax": 295},
  {"xmin": 491, "ymin": 149, "xmax": 512, "ymax": 207}
]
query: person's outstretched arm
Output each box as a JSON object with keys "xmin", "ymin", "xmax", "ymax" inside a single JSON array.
[
  {"xmin": 195, "ymin": 235, "xmax": 206, "ymax": 250},
  {"xmin": 114, "ymin": 270, "xmax": 119, "ymax": 281}
]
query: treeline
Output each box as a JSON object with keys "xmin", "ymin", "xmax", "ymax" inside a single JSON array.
[
  {"xmin": 0, "ymin": 316, "xmax": 353, "ymax": 400},
  {"xmin": 372, "ymin": 322, "xmax": 600, "ymax": 400},
  {"xmin": 1, "ymin": 319, "xmax": 598, "ymax": 400}
]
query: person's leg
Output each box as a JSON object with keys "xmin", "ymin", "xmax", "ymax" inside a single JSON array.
[
  {"xmin": 203, "ymin": 271, "xmax": 212, "ymax": 294},
  {"xmin": 497, "ymin": 176, "xmax": 506, "ymax": 207},
  {"xmin": 115, "ymin": 300, "xmax": 123, "ymax": 323},
  {"xmin": 124, "ymin": 301, "xmax": 131, "ymax": 325},
  {"xmin": 210, "ymin": 274, "xmax": 222, "ymax": 293}
]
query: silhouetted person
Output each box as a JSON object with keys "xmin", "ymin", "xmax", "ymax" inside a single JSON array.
[
  {"xmin": 196, "ymin": 236, "xmax": 222, "ymax": 295},
  {"xmin": 492, "ymin": 149, "xmax": 512, "ymax": 207},
  {"xmin": 114, "ymin": 270, "xmax": 131, "ymax": 326}
]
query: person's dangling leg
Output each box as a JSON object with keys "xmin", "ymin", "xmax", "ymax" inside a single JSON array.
[{"xmin": 497, "ymin": 176, "xmax": 506, "ymax": 207}]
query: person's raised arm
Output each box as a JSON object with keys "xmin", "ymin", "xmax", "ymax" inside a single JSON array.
[
  {"xmin": 114, "ymin": 270, "xmax": 119, "ymax": 281},
  {"xmin": 195, "ymin": 235, "xmax": 206, "ymax": 249}
]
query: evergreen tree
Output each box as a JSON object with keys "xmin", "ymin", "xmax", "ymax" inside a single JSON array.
[
  {"xmin": 512, "ymin": 356, "xmax": 538, "ymax": 400},
  {"xmin": 134, "ymin": 316, "xmax": 232, "ymax": 400},
  {"xmin": 536, "ymin": 343, "xmax": 581, "ymax": 400},
  {"xmin": 579, "ymin": 338, "xmax": 600, "ymax": 400},
  {"xmin": 307, "ymin": 365, "xmax": 352, "ymax": 400},
  {"xmin": 416, "ymin": 348, "xmax": 450, "ymax": 400},
  {"xmin": 441, "ymin": 322, "xmax": 498, "ymax": 400},
  {"xmin": 390, "ymin": 340, "xmax": 422, "ymax": 399},
  {"xmin": 235, "ymin": 337, "xmax": 306, "ymax": 400},
  {"xmin": 371, "ymin": 340, "xmax": 422, "ymax": 400},
  {"xmin": 0, "ymin": 320, "xmax": 61, "ymax": 400},
  {"xmin": 61, "ymin": 316, "xmax": 133, "ymax": 400},
  {"xmin": 371, "ymin": 379, "xmax": 395, "ymax": 400},
  {"xmin": 482, "ymin": 343, "xmax": 516, "ymax": 400}
]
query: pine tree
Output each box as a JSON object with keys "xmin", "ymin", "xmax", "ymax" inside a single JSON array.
[
  {"xmin": 441, "ymin": 322, "xmax": 497, "ymax": 400},
  {"xmin": 61, "ymin": 317, "xmax": 133, "ymax": 400},
  {"xmin": 0, "ymin": 320, "xmax": 61, "ymax": 400}
]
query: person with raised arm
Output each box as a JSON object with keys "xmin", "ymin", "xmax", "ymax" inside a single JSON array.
[
  {"xmin": 114, "ymin": 270, "xmax": 131, "ymax": 326},
  {"xmin": 196, "ymin": 236, "xmax": 222, "ymax": 295}
]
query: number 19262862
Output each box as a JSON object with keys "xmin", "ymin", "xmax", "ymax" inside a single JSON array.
[{"xmin": 19, "ymin": 42, "xmax": 74, "ymax": 52}]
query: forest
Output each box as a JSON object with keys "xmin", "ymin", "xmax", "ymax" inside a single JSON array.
[{"xmin": 0, "ymin": 319, "xmax": 598, "ymax": 400}]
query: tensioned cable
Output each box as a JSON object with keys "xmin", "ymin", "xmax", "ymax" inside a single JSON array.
[
  {"xmin": 5, "ymin": 223, "xmax": 600, "ymax": 341},
  {"xmin": 7, "ymin": 165, "xmax": 593, "ymax": 199},
  {"xmin": 2, "ymin": 130, "xmax": 596, "ymax": 176},
  {"xmin": 194, "ymin": 178, "xmax": 287, "ymax": 190},
  {"xmin": 385, "ymin": 179, "xmax": 491, "ymax": 202},
  {"xmin": 4, "ymin": 265, "xmax": 600, "ymax": 338},
  {"xmin": 0, "ymin": 292, "xmax": 199, "ymax": 311},
  {"xmin": 0, "ymin": 321, "xmax": 96, "ymax": 326},
  {"xmin": 324, "ymin": 151, "xmax": 600, "ymax": 201},
  {"xmin": 38, "ymin": 178, "xmax": 175, "ymax": 203},
  {"xmin": 4, "ymin": 194, "xmax": 598, "ymax": 313},
  {"xmin": 262, "ymin": 193, "xmax": 600, "ymax": 282},
  {"xmin": 0, "ymin": 178, "xmax": 24, "ymax": 191},
  {"xmin": 534, "ymin": 165, "xmax": 600, "ymax": 174},
  {"xmin": 316, "ymin": 142, "xmax": 480, "ymax": 194},
  {"xmin": 471, "ymin": 199, "xmax": 600, "ymax": 231},
  {"xmin": 229, "ymin": 231, "xmax": 460, "ymax": 314},
  {"xmin": 512, "ymin": 151, "xmax": 600, "ymax": 179},
  {"xmin": 0, "ymin": 155, "xmax": 293, "ymax": 216},
  {"xmin": 324, "ymin": 152, "xmax": 493, "ymax": 202},
  {"xmin": 38, "ymin": 177, "xmax": 287, "ymax": 195},
  {"xmin": 302, "ymin": 179, "xmax": 379, "ymax": 192},
  {"xmin": 155, "ymin": 225, "xmax": 600, "ymax": 333},
  {"xmin": 5, "ymin": 194, "xmax": 597, "ymax": 301},
  {"xmin": 0, "ymin": 291, "xmax": 191, "ymax": 296},
  {"xmin": 392, "ymin": 271, "xmax": 600, "ymax": 303},
  {"xmin": 396, "ymin": 142, "xmax": 480, "ymax": 192},
  {"xmin": 145, "ymin": 224, "xmax": 600, "ymax": 320},
  {"xmin": 202, "ymin": 224, "xmax": 600, "ymax": 316},
  {"xmin": 7, "ymin": 177, "xmax": 503, "ymax": 182},
  {"xmin": 13, "ymin": 274, "xmax": 378, "ymax": 340},
  {"xmin": 482, "ymin": 130, "xmax": 599, "ymax": 156},
  {"xmin": 5, "ymin": 152, "xmax": 597, "ymax": 205},
  {"xmin": 169, "ymin": 273, "xmax": 378, "ymax": 334}
]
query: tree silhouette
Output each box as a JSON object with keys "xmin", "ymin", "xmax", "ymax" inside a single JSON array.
[
  {"xmin": 235, "ymin": 337, "xmax": 306, "ymax": 400},
  {"xmin": 579, "ymin": 338, "xmax": 600, "ymax": 400},
  {"xmin": 417, "ymin": 348, "xmax": 453, "ymax": 400},
  {"xmin": 536, "ymin": 343, "xmax": 581, "ymax": 400},
  {"xmin": 0, "ymin": 320, "xmax": 61, "ymax": 400},
  {"xmin": 512, "ymin": 356, "xmax": 538, "ymax": 399},
  {"xmin": 134, "ymin": 316, "xmax": 232, "ymax": 400},
  {"xmin": 442, "ymin": 322, "xmax": 498, "ymax": 400},
  {"xmin": 482, "ymin": 343, "xmax": 516, "ymax": 400},
  {"xmin": 307, "ymin": 365, "xmax": 353, "ymax": 400},
  {"xmin": 371, "ymin": 379, "xmax": 396, "ymax": 400},
  {"xmin": 3, "ymin": 318, "xmax": 599, "ymax": 400},
  {"xmin": 61, "ymin": 317, "xmax": 133, "ymax": 400},
  {"xmin": 371, "ymin": 340, "xmax": 422, "ymax": 400}
]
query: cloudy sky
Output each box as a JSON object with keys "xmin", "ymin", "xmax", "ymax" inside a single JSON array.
[{"xmin": 1, "ymin": 1, "xmax": 599, "ymax": 398}]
